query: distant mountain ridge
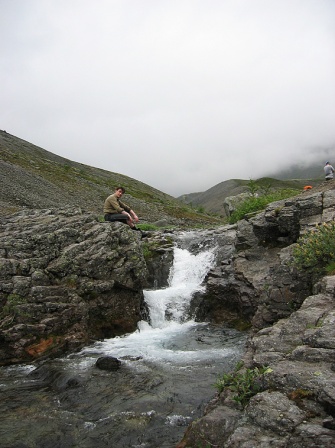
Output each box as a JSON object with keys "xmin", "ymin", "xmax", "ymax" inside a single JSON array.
[
  {"xmin": 1, "ymin": 130, "xmax": 328, "ymax": 221},
  {"xmin": 179, "ymin": 172, "xmax": 325, "ymax": 217}
]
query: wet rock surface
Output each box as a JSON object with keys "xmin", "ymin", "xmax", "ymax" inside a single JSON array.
[
  {"xmin": 95, "ymin": 355, "xmax": 121, "ymax": 371},
  {"xmin": 0, "ymin": 324, "xmax": 246, "ymax": 448},
  {"xmin": 178, "ymin": 184, "xmax": 335, "ymax": 447}
]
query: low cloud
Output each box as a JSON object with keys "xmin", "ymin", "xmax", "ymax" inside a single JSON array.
[{"xmin": 1, "ymin": 0, "xmax": 334, "ymax": 195}]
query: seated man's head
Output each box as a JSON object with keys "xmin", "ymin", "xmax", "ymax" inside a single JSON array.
[{"xmin": 115, "ymin": 186, "xmax": 125, "ymax": 197}]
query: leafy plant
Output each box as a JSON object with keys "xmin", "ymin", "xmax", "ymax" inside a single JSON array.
[
  {"xmin": 229, "ymin": 189, "xmax": 300, "ymax": 224},
  {"xmin": 214, "ymin": 363, "xmax": 271, "ymax": 407},
  {"xmin": 196, "ymin": 205, "xmax": 206, "ymax": 214},
  {"xmin": 292, "ymin": 222, "xmax": 335, "ymax": 277},
  {"xmin": 247, "ymin": 178, "xmax": 259, "ymax": 196},
  {"xmin": 259, "ymin": 182, "xmax": 272, "ymax": 196},
  {"xmin": 325, "ymin": 260, "xmax": 335, "ymax": 275}
]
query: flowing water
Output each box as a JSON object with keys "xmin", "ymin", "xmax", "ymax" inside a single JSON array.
[{"xmin": 0, "ymin": 234, "xmax": 247, "ymax": 448}]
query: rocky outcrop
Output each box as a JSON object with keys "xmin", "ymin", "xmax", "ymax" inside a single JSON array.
[
  {"xmin": 179, "ymin": 275, "xmax": 335, "ymax": 448},
  {"xmin": 223, "ymin": 192, "xmax": 251, "ymax": 217},
  {"xmin": 0, "ymin": 208, "xmax": 149, "ymax": 365},
  {"xmin": 196, "ymin": 187, "xmax": 335, "ymax": 330},
  {"xmin": 179, "ymin": 183, "xmax": 335, "ymax": 447},
  {"xmin": 2, "ymin": 182, "xmax": 335, "ymax": 446},
  {"xmin": 141, "ymin": 231, "xmax": 175, "ymax": 289}
]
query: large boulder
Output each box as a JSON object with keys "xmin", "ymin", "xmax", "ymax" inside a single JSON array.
[
  {"xmin": 223, "ymin": 192, "xmax": 251, "ymax": 217},
  {"xmin": 0, "ymin": 208, "xmax": 148, "ymax": 365}
]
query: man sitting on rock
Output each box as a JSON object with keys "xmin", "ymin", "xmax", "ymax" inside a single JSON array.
[{"xmin": 104, "ymin": 186, "xmax": 141, "ymax": 231}]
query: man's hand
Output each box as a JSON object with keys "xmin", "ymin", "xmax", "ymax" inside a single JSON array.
[
  {"xmin": 130, "ymin": 211, "xmax": 139, "ymax": 222},
  {"xmin": 122, "ymin": 211, "xmax": 132, "ymax": 221}
]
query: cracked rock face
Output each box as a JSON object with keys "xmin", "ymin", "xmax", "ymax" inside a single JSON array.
[
  {"xmin": 196, "ymin": 186, "xmax": 335, "ymax": 330},
  {"xmin": 0, "ymin": 208, "xmax": 148, "ymax": 365},
  {"xmin": 179, "ymin": 184, "xmax": 335, "ymax": 448}
]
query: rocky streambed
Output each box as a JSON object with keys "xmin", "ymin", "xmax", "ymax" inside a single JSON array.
[
  {"xmin": 0, "ymin": 323, "xmax": 247, "ymax": 448},
  {"xmin": 0, "ymin": 239, "xmax": 247, "ymax": 448}
]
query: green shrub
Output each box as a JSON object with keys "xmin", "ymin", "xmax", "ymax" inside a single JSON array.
[
  {"xmin": 325, "ymin": 261, "xmax": 335, "ymax": 275},
  {"xmin": 229, "ymin": 189, "xmax": 300, "ymax": 224},
  {"xmin": 229, "ymin": 196, "xmax": 270, "ymax": 223},
  {"xmin": 247, "ymin": 178, "xmax": 259, "ymax": 195},
  {"xmin": 214, "ymin": 363, "xmax": 271, "ymax": 407},
  {"xmin": 196, "ymin": 205, "xmax": 205, "ymax": 214},
  {"xmin": 292, "ymin": 222, "xmax": 335, "ymax": 277}
]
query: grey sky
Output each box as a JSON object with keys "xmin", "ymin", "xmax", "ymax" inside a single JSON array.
[{"xmin": 1, "ymin": 0, "xmax": 334, "ymax": 196}]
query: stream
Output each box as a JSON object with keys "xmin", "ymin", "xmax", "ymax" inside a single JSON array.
[{"xmin": 0, "ymin": 232, "xmax": 247, "ymax": 448}]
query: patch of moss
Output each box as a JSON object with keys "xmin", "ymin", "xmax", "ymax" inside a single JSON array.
[
  {"xmin": 141, "ymin": 243, "xmax": 153, "ymax": 260},
  {"xmin": 1, "ymin": 294, "xmax": 27, "ymax": 318},
  {"xmin": 288, "ymin": 388, "xmax": 314, "ymax": 401},
  {"xmin": 230, "ymin": 318, "xmax": 252, "ymax": 331}
]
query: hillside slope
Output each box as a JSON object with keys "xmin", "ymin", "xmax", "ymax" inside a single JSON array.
[
  {"xmin": 179, "ymin": 176, "xmax": 324, "ymax": 217},
  {"xmin": 0, "ymin": 131, "xmax": 220, "ymax": 227}
]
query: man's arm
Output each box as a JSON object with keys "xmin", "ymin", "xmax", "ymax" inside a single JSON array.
[{"xmin": 118, "ymin": 200, "xmax": 138, "ymax": 223}]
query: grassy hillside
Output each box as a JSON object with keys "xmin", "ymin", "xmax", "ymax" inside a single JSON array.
[
  {"xmin": 0, "ymin": 130, "xmax": 222, "ymax": 228},
  {"xmin": 179, "ymin": 177, "xmax": 323, "ymax": 217},
  {"xmin": 1, "ymin": 130, "xmax": 325, "ymax": 224}
]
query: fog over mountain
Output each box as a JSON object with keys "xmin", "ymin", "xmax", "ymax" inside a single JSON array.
[{"xmin": 1, "ymin": 0, "xmax": 334, "ymax": 196}]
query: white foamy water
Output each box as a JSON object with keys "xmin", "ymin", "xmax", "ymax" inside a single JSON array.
[
  {"xmin": 1, "ymin": 242, "xmax": 247, "ymax": 448},
  {"xmin": 143, "ymin": 247, "xmax": 215, "ymax": 327},
  {"xmin": 82, "ymin": 246, "xmax": 237, "ymax": 365},
  {"xmin": 83, "ymin": 320, "xmax": 237, "ymax": 366}
]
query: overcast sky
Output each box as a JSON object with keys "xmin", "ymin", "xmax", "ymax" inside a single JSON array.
[{"xmin": 1, "ymin": 0, "xmax": 335, "ymax": 196}]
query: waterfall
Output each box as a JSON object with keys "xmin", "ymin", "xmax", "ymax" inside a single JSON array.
[
  {"xmin": 1, "ymin": 237, "xmax": 247, "ymax": 448},
  {"xmin": 141, "ymin": 246, "xmax": 215, "ymax": 328},
  {"xmin": 83, "ymin": 245, "xmax": 219, "ymax": 364}
]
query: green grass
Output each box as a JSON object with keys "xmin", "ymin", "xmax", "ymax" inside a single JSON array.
[
  {"xmin": 137, "ymin": 223, "xmax": 160, "ymax": 231},
  {"xmin": 228, "ymin": 189, "xmax": 300, "ymax": 224}
]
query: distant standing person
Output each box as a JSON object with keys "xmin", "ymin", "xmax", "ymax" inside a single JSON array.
[
  {"xmin": 104, "ymin": 186, "xmax": 140, "ymax": 231},
  {"xmin": 324, "ymin": 161, "xmax": 334, "ymax": 180}
]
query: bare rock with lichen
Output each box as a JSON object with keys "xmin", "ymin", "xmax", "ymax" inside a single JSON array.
[{"xmin": 0, "ymin": 208, "xmax": 148, "ymax": 365}]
